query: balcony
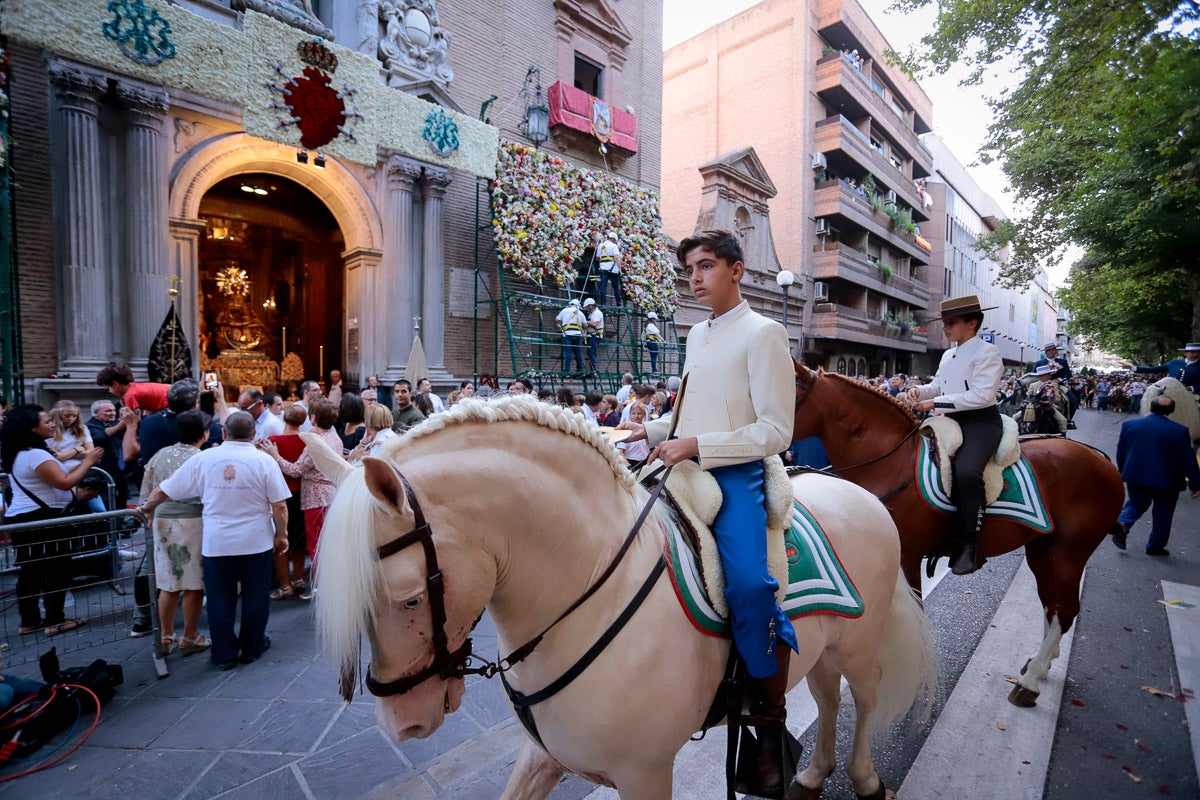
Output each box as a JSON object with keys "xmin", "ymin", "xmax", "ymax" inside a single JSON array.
[
  {"xmin": 814, "ymin": 116, "xmax": 929, "ymax": 222},
  {"xmin": 811, "ymin": 243, "xmax": 929, "ymax": 307},
  {"xmin": 814, "ymin": 56, "xmax": 931, "ymax": 177},
  {"xmin": 810, "ymin": 303, "xmax": 928, "ymax": 352},
  {"xmin": 547, "ymin": 81, "xmax": 638, "ymax": 154},
  {"xmin": 812, "ymin": 180, "xmax": 931, "ymax": 264}
]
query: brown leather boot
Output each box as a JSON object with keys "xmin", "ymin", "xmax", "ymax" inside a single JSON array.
[{"xmin": 748, "ymin": 646, "xmax": 792, "ymax": 796}]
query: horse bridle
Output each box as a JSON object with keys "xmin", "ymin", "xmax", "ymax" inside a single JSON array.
[{"xmin": 359, "ymin": 462, "xmax": 671, "ymax": 703}]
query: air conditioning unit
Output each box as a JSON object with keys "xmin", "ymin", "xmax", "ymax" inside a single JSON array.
[
  {"xmin": 814, "ymin": 218, "xmax": 829, "ymax": 235},
  {"xmin": 885, "ymin": 190, "xmax": 897, "ymax": 205},
  {"xmin": 813, "ymin": 281, "xmax": 829, "ymax": 301},
  {"xmin": 811, "ymin": 152, "xmax": 828, "ymax": 171}
]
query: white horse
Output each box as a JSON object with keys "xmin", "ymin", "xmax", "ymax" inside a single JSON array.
[
  {"xmin": 306, "ymin": 396, "xmax": 935, "ymax": 799},
  {"xmin": 1140, "ymin": 377, "xmax": 1200, "ymax": 444}
]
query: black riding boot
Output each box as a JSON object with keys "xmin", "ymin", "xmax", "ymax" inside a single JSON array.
[
  {"xmin": 950, "ymin": 507, "xmax": 984, "ymax": 575},
  {"xmin": 748, "ymin": 646, "xmax": 793, "ymax": 796}
]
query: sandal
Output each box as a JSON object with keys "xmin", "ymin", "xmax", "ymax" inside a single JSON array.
[
  {"xmin": 44, "ymin": 618, "xmax": 88, "ymax": 637},
  {"xmin": 179, "ymin": 635, "xmax": 211, "ymax": 657},
  {"xmin": 161, "ymin": 636, "xmax": 178, "ymax": 654},
  {"xmin": 19, "ymin": 621, "xmax": 46, "ymax": 635},
  {"xmin": 269, "ymin": 586, "xmax": 294, "ymax": 601},
  {"xmin": 290, "ymin": 579, "xmax": 307, "ymax": 592}
]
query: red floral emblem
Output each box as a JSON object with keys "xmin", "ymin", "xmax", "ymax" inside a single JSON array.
[{"xmin": 284, "ymin": 67, "xmax": 346, "ymax": 150}]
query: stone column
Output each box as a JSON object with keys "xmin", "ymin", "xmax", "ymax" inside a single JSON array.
[
  {"xmin": 118, "ymin": 83, "xmax": 171, "ymax": 366},
  {"xmin": 421, "ymin": 167, "xmax": 452, "ymax": 372},
  {"xmin": 48, "ymin": 64, "xmax": 110, "ymax": 373},
  {"xmin": 383, "ymin": 154, "xmax": 423, "ymax": 377}
]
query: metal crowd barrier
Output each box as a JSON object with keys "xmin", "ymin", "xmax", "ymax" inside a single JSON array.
[{"xmin": 0, "ymin": 478, "xmax": 171, "ymax": 679}]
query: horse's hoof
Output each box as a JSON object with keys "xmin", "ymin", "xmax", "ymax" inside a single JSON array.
[
  {"xmin": 1008, "ymin": 684, "xmax": 1040, "ymax": 707},
  {"xmin": 785, "ymin": 780, "xmax": 824, "ymax": 800}
]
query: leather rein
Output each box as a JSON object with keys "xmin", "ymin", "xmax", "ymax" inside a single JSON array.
[
  {"xmin": 795, "ymin": 369, "xmax": 920, "ymax": 504},
  {"xmin": 362, "ymin": 462, "xmax": 672, "ymax": 703}
]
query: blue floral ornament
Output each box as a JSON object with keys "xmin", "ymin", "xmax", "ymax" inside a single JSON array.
[
  {"xmin": 102, "ymin": 0, "xmax": 176, "ymax": 67},
  {"xmin": 422, "ymin": 107, "xmax": 460, "ymax": 158}
]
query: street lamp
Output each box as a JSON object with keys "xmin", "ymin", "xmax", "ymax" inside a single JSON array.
[
  {"xmin": 776, "ymin": 269, "xmax": 796, "ymax": 331},
  {"xmin": 520, "ymin": 66, "xmax": 549, "ymax": 148}
]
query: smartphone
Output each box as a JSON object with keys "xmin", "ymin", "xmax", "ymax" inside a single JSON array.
[{"xmin": 204, "ymin": 372, "xmax": 219, "ymax": 392}]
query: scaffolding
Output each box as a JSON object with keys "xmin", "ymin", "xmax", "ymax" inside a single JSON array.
[{"xmin": 472, "ymin": 176, "xmax": 683, "ymax": 394}]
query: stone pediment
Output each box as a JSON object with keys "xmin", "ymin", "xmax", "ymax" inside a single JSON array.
[
  {"xmin": 554, "ymin": 0, "xmax": 633, "ymax": 50},
  {"xmin": 699, "ymin": 147, "xmax": 778, "ymax": 202}
]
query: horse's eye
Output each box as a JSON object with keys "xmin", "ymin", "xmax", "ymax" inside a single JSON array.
[{"xmin": 403, "ymin": 597, "xmax": 422, "ymax": 610}]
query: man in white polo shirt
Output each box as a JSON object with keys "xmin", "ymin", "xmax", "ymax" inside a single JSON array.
[
  {"xmin": 237, "ymin": 388, "xmax": 284, "ymax": 442},
  {"xmin": 139, "ymin": 411, "xmax": 290, "ymax": 671}
]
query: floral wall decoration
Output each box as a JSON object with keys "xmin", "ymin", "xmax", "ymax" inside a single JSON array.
[{"xmin": 491, "ymin": 142, "xmax": 678, "ymax": 313}]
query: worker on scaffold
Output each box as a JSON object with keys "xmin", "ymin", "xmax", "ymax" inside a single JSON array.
[
  {"xmin": 596, "ymin": 231, "xmax": 623, "ymax": 306},
  {"xmin": 555, "ymin": 298, "xmax": 586, "ymax": 374},
  {"xmin": 583, "ymin": 297, "xmax": 604, "ymax": 373}
]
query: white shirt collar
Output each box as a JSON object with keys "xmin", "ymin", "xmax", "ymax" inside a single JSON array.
[{"xmin": 708, "ymin": 300, "xmax": 747, "ymax": 328}]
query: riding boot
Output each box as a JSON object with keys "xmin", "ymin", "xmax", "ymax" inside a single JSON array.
[
  {"xmin": 748, "ymin": 645, "xmax": 792, "ymax": 796},
  {"xmin": 950, "ymin": 508, "xmax": 984, "ymax": 576}
]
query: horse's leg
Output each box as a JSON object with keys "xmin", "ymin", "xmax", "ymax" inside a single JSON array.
[
  {"xmin": 499, "ymin": 737, "xmax": 566, "ymax": 800},
  {"xmin": 791, "ymin": 655, "xmax": 842, "ymax": 799},
  {"xmin": 1008, "ymin": 540, "xmax": 1079, "ymax": 707},
  {"xmin": 611, "ymin": 767, "xmax": 674, "ymax": 800},
  {"xmin": 900, "ymin": 552, "xmax": 923, "ymax": 598},
  {"xmin": 840, "ymin": 657, "xmax": 886, "ymax": 800}
]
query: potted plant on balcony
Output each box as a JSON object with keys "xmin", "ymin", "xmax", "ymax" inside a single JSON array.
[{"xmin": 875, "ymin": 260, "xmax": 893, "ymax": 280}]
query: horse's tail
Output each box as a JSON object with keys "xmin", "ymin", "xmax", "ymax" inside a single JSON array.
[{"xmin": 872, "ymin": 569, "xmax": 937, "ymax": 734}]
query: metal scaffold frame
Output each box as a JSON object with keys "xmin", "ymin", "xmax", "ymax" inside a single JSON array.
[{"xmin": 473, "ymin": 176, "xmax": 683, "ymax": 394}]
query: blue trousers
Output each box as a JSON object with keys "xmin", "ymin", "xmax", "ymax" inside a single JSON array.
[
  {"xmin": 562, "ymin": 336, "xmax": 584, "ymax": 372},
  {"xmin": 646, "ymin": 341, "xmax": 659, "ymax": 373},
  {"xmin": 202, "ymin": 549, "xmax": 274, "ymax": 666},
  {"xmin": 586, "ymin": 336, "xmax": 599, "ymax": 371},
  {"xmin": 710, "ymin": 460, "xmax": 798, "ymax": 678},
  {"xmin": 1119, "ymin": 483, "xmax": 1180, "ymax": 552},
  {"xmin": 598, "ymin": 270, "xmax": 622, "ymax": 306}
]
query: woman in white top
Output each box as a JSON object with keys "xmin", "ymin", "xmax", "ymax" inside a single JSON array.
[
  {"xmin": 1, "ymin": 405, "xmax": 103, "ymax": 635},
  {"xmin": 47, "ymin": 400, "xmax": 104, "ymax": 512}
]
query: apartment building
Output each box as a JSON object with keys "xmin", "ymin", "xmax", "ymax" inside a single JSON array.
[{"xmin": 662, "ymin": 0, "xmax": 934, "ymax": 376}]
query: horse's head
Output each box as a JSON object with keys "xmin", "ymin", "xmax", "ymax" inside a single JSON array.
[
  {"xmin": 792, "ymin": 360, "xmax": 824, "ymax": 440},
  {"xmin": 310, "ymin": 436, "xmax": 495, "ymax": 742}
]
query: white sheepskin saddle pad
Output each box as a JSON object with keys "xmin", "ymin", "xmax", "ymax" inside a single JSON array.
[
  {"xmin": 640, "ymin": 455, "xmax": 792, "ymax": 617},
  {"xmin": 920, "ymin": 415, "xmax": 1020, "ymax": 505}
]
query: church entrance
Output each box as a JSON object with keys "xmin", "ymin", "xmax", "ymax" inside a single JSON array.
[{"xmin": 197, "ymin": 172, "xmax": 345, "ymax": 393}]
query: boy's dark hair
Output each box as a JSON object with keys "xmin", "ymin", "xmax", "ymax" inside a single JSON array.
[
  {"xmin": 676, "ymin": 229, "xmax": 743, "ymax": 267},
  {"xmin": 96, "ymin": 361, "xmax": 134, "ymax": 387},
  {"xmin": 393, "ymin": 379, "xmax": 412, "ymax": 391},
  {"xmin": 585, "ymin": 390, "xmax": 603, "ymax": 407},
  {"xmin": 176, "ymin": 409, "xmax": 208, "ymax": 444},
  {"xmin": 263, "ymin": 391, "xmax": 281, "ymax": 407}
]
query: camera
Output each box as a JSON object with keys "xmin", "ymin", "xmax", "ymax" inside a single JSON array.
[{"xmin": 204, "ymin": 372, "xmax": 219, "ymax": 392}]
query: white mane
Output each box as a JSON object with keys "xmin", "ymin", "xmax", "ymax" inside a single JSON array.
[
  {"xmin": 316, "ymin": 393, "xmax": 640, "ymax": 693},
  {"xmin": 1142, "ymin": 377, "xmax": 1200, "ymax": 441},
  {"xmin": 381, "ymin": 394, "xmax": 635, "ymax": 488}
]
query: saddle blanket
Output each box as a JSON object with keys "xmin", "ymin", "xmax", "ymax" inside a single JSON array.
[
  {"xmin": 915, "ymin": 437, "xmax": 1053, "ymax": 533},
  {"xmin": 664, "ymin": 499, "xmax": 865, "ymax": 638}
]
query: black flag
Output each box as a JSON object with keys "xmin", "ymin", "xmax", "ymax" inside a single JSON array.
[{"xmin": 147, "ymin": 302, "xmax": 193, "ymax": 384}]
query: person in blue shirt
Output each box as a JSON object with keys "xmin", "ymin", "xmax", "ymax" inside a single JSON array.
[{"xmin": 1127, "ymin": 342, "xmax": 1200, "ymax": 394}]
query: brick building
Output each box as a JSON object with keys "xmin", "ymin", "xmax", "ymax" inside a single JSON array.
[
  {"xmin": 662, "ymin": 0, "xmax": 936, "ymax": 376},
  {"xmin": 2, "ymin": 0, "xmax": 663, "ymax": 404}
]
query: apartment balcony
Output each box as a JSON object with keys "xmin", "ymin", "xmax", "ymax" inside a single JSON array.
[
  {"xmin": 548, "ymin": 81, "xmax": 638, "ymax": 154},
  {"xmin": 809, "ymin": 302, "xmax": 928, "ymax": 352},
  {"xmin": 813, "ymin": 116, "xmax": 929, "ymax": 222},
  {"xmin": 814, "ymin": 56, "xmax": 932, "ymax": 178},
  {"xmin": 812, "ymin": 180, "xmax": 931, "ymax": 264},
  {"xmin": 811, "ymin": 243, "xmax": 929, "ymax": 307}
]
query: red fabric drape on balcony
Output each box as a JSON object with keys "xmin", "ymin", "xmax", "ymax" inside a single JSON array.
[{"xmin": 547, "ymin": 81, "xmax": 638, "ymax": 154}]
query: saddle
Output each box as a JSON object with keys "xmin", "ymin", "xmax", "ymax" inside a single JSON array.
[
  {"xmin": 920, "ymin": 415, "xmax": 1020, "ymax": 506},
  {"xmin": 639, "ymin": 455, "xmax": 792, "ymax": 616}
]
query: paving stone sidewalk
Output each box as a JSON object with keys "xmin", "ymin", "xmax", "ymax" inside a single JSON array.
[{"xmin": 0, "ymin": 597, "xmax": 593, "ymax": 799}]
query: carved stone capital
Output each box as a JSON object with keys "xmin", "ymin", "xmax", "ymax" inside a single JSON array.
[
  {"xmin": 385, "ymin": 154, "xmax": 424, "ymax": 189},
  {"xmin": 422, "ymin": 166, "xmax": 452, "ymax": 198},
  {"xmin": 47, "ymin": 63, "xmax": 107, "ymax": 113},
  {"xmin": 232, "ymin": 0, "xmax": 334, "ymax": 38},
  {"xmin": 118, "ymin": 84, "xmax": 169, "ymax": 130}
]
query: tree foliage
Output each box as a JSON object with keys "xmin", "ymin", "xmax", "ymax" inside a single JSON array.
[{"xmin": 892, "ymin": 0, "xmax": 1200, "ymax": 351}]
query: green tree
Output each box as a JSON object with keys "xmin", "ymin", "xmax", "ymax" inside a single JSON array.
[{"xmin": 893, "ymin": 0, "xmax": 1200, "ymax": 351}]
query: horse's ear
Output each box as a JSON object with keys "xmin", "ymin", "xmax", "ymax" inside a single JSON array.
[
  {"xmin": 300, "ymin": 432, "xmax": 353, "ymax": 485},
  {"xmin": 361, "ymin": 457, "xmax": 411, "ymax": 517},
  {"xmin": 793, "ymin": 358, "xmax": 809, "ymax": 378}
]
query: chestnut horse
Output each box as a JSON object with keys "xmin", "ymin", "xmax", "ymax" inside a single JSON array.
[
  {"xmin": 307, "ymin": 396, "xmax": 935, "ymax": 799},
  {"xmin": 793, "ymin": 364, "xmax": 1124, "ymax": 706}
]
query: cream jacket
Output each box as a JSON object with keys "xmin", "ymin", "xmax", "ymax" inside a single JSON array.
[
  {"xmin": 645, "ymin": 302, "xmax": 794, "ymax": 469},
  {"xmin": 914, "ymin": 334, "xmax": 1004, "ymax": 413}
]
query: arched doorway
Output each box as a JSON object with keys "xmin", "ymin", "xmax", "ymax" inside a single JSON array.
[{"xmin": 198, "ymin": 173, "xmax": 344, "ymax": 389}]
